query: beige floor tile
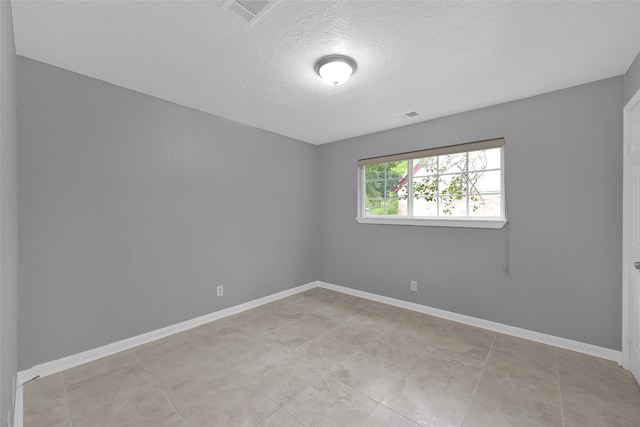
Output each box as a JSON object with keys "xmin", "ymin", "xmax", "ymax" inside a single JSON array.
[
  {"xmin": 72, "ymin": 384, "xmax": 184, "ymax": 427},
  {"xmin": 244, "ymin": 355, "xmax": 323, "ymax": 405},
  {"xmin": 201, "ymin": 327, "xmax": 276, "ymax": 367},
  {"xmin": 345, "ymin": 310, "xmax": 399, "ymax": 331},
  {"xmin": 428, "ymin": 322, "xmax": 496, "ymax": 366},
  {"xmin": 308, "ymin": 288, "xmax": 348, "ymax": 305},
  {"xmin": 562, "ymin": 393, "xmax": 640, "ymax": 427},
  {"xmin": 316, "ymin": 302, "xmax": 365, "ymax": 323},
  {"xmin": 23, "ymin": 287, "xmax": 640, "ymax": 427},
  {"xmin": 383, "ymin": 352, "xmax": 483, "ymax": 426},
  {"xmin": 182, "ymin": 379, "xmax": 280, "ymax": 427},
  {"xmin": 137, "ymin": 339, "xmax": 228, "ymax": 388},
  {"xmin": 557, "ymin": 348, "xmax": 638, "ymax": 386},
  {"xmin": 258, "ymin": 409, "xmax": 305, "ymax": 427},
  {"xmin": 331, "ymin": 351, "xmax": 407, "ymax": 401},
  {"xmin": 382, "ymin": 377, "xmax": 473, "ymax": 427},
  {"xmin": 294, "ymin": 297, "xmax": 334, "ymax": 314},
  {"xmin": 362, "ymin": 333, "xmax": 425, "ymax": 370},
  {"xmin": 292, "ymin": 334, "xmax": 361, "ymax": 373},
  {"xmin": 487, "ymin": 334, "xmax": 558, "ymax": 381},
  {"xmin": 464, "ymin": 367, "xmax": 562, "ymax": 427},
  {"xmin": 191, "ymin": 323, "xmax": 252, "ymax": 348},
  {"xmin": 242, "ymin": 311, "xmax": 297, "ymax": 333},
  {"xmin": 62, "ymin": 350, "xmax": 138, "ymax": 385},
  {"xmin": 323, "ymin": 322, "xmax": 382, "ymax": 347},
  {"xmin": 131, "ymin": 332, "xmax": 191, "ymax": 360},
  {"xmin": 362, "ymin": 405, "xmax": 420, "ymax": 427},
  {"xmin": 265, "ymin": 316, "xmax": 335, "ymax": 351},
  {"xmin": 161, "ymin": 366, "xmax": 278, "ymax": 425},
  {"xmin": 64, "ymin": 360, "xmax": 156, "ymax": 421},
  {"xmin": 298, "ymin": 311, "xmax": 342, "ymax": 330},
  {"xmin": 185, "ymin": 317, "xmax": 242, "ymax": 340},
  {"xmin": 558, "ymin": 352, "xmax": 640, "ymax": 426},
  {"xmin": 560, "ymin": 373, "xmax": 640, "ymax": 423},
  {"xmin": 282, "ymin": 376, "xmax": 377, "ymax": 427},
  {"xmin": 268, "ymin": 302, "xmax": 310, "ymax": 321},
  {"xmin": 409, "ymin": 351, "xmax": 484, "ymax": 396},
  {"xmin": 24, "ymin": 374, "xmax": 71, "ymax": 427}
]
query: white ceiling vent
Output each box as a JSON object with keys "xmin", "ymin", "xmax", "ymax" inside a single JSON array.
[{"xmin": 222, "ymin": 0, "xmax": 280, "ymax": 25}]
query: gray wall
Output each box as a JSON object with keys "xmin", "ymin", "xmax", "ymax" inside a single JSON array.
[
  {"xmin": 1, "ymin": 0, "xmax": 19, "ymax": 423},
  {"xmin": 17, "ymin": 57, "xmax": 320, "ymax": 369},
  {"xmin": 318, "ymin": 77, "xmax": 623, "ymax": 350},
  {"xmin": 624, "ymin": 51, "xmax": 640, "ymax": 105}
]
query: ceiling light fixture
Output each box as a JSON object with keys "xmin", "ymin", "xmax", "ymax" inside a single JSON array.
[{"xmin": 315, "ymin": 55, "xmax": 357, "ymax": 86}]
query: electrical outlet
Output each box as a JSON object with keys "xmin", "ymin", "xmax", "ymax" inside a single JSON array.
[
  {"xmin": 410, "ymin": 280, "xmax": 417, "ymax": 291},
  {"xmin": 217, "ymin": 285, "xmax": 224, "ymax": 297}
]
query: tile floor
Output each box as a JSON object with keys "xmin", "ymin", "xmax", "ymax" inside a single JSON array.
[{"xmin": 24, "ymin": 287, "xmax": 640, "ymax": 427}]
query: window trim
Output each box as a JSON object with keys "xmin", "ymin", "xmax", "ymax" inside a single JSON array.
[{"xmin": 356, "ymin": 138, "xmax": 507, "ymax": 229}]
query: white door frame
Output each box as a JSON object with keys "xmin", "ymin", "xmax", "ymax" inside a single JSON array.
[{"xmin": 622, "ymin": 88, "xmax": 640, "ymax": 370}]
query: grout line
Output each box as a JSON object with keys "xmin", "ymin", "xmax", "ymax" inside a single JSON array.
[
  {"xmin": 555, "ymin": 349, "xmax": 566, "ymax": 427},
  {"xmin": 138, "ymin": 360, "xmax": 187, "ymax": 426},
  {"xmin": 59, "ymin": 371, "xmax": 76, "ymax": 427},
  {"xmin": 460, "ymin": 331, "xmax": 498, "ymax": 426}
]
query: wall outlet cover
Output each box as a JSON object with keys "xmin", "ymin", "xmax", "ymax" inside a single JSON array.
[
  {"xmin": 217, "ymin": 285, "xmax": 224, "ymax": 297},
  {"xmin": 410, "ymin": 280, "xmax": 417, "ymax": 291}
]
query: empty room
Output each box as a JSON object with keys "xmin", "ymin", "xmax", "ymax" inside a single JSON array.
[{"xmin": 2, "ymin": 0, "xmax": 640, "ymax": 426}]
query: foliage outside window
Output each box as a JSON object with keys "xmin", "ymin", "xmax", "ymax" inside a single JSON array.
[{"xmin": 357, "ymin": 139, "xmax": 506, "ymax": 228}]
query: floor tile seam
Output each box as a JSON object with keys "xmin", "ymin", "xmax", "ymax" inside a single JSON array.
[
  {"xmin": 459, "ymin": 331, "xmax": 497, "ymax": 427},
  {"xmin": 59, "ymin": 371, "xmax": 91, "ymax": 426},
  {"xmin": 147, "ymin": 371, "xmax": 189, "ymax": 426},
  {"xmin": 40, "ymin": 374, "xmax": 73, "ymax": 427},
  {"xmin": 70, "ymin": 363, "xmax": 177, "ymax": 422},
  {"xmin": 375, "ymin": 361, "xmax": 416, "ymax": 406},
  {"xmin": 62, "ymin": 358, "xmax": 147, "ymax": 390},
  {"xmin": 314, "ymin": 330, "xmax": 363, "ymax": 351},
  {"xmin": 262, "ymin": 406, "xmax": 308, "ymax": 427},
  {"xmin": 369, "ymin": 403, "xmax": 421, "ymax": 426},
  {"xmin": 555, "ymin": 349, "xmax": 566, "ymax": 427}
]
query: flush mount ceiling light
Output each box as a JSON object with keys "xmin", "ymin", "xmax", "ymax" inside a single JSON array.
[{"xmin": 315, "ymin": 55, "xmax": 357, "ymax": 86}]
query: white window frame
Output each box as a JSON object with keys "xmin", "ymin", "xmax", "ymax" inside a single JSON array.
[{"xmin": 356, "ymin": 138, "xmax": 507, "ymax": 229}]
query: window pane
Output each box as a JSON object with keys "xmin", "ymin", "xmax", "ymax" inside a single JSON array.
[
  {"xmin": 364, "ymin": 160, "xmax": 408, "ymax": 216},
  {"xmin": 438, "ymin": 173, "xmax": 467, "ymax": 196},
  {"xmin": 359, "ymin": 140, "xmax": 504, "ymax": 221},
  {"xmin": 468, "ymin": 147, "xmax": 501, "ymax": 171},
  {"xmin": 385, "ymin": 161, "xmax": 408, "ymax": 179},
  {"xmin": 366, "ymin": 181, "xmax": 384, "ymax": 199},
  {"xmin": 469, "ymin": 170, "xmax": 501, "ymax": 194},
  {"xmin": 385, "ymin": 192, "xmax": 407, "ymax": 216},
  {"xmin": 412, "ymin": 175, "xmax": 438, "ymax": 201},
  {"xmin": 365, "ymin": 199, "xmax": 384, "ymax": 215},
  {"xmin": 469, "ymin": 194, "xmax": 502, "ymax": 216},
  {"xmin": 413, "ymin": 197, "xmax": 438, "ymax": 216},
  {"xmin": 365, "ymin": 164, "xmax": 385, "ymax": 180},
  {"xmin": 439, "ymin": 195, "xmax": 467, "ymax": 216},
  {"xmin": 438, "ymin": 153, "xmax": 466, "ymax": 175},
  {"xmin": 414, "ymin": 157, "xmax": 438, "ymax": 177}
]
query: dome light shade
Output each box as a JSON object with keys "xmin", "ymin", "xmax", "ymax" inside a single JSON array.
[{"xmin": 315, "ymin": 55, "xmax": 357, "ymax": 86}]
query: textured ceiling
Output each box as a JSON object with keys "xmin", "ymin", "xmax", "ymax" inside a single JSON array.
[{"xmin": 11, "ymin": 0, "xmax": 640, "ymax": 144}]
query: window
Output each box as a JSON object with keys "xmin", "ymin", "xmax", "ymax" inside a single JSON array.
[{"xmin": 357, "ymin": 138, "xmax": 506, "ymax": 229}]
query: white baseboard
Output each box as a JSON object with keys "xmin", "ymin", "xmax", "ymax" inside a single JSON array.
[
  {"xmin": 318, "ymin": 281, "xmax": 622, "ymax": 364},
  {"xmin": 16, "ymin": 281, "xmax": 318, "ymax": 388},
  {"xmin": 15, "ymin": 279, "xmax": 622, "ymax": 427}
]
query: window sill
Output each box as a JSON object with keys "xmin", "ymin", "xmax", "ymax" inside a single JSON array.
[{"xmin": 355, "ymin": 216, "xmax": 507, "ymax": 229}]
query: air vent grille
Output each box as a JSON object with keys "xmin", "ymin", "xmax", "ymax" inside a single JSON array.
[
  {"xmin": 236, "ymin": 0, "xmax": 270, "ymax": 15},
  {"xmin": 223, "ymin": 0, "xmax": 280, "ymax": 25}
]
